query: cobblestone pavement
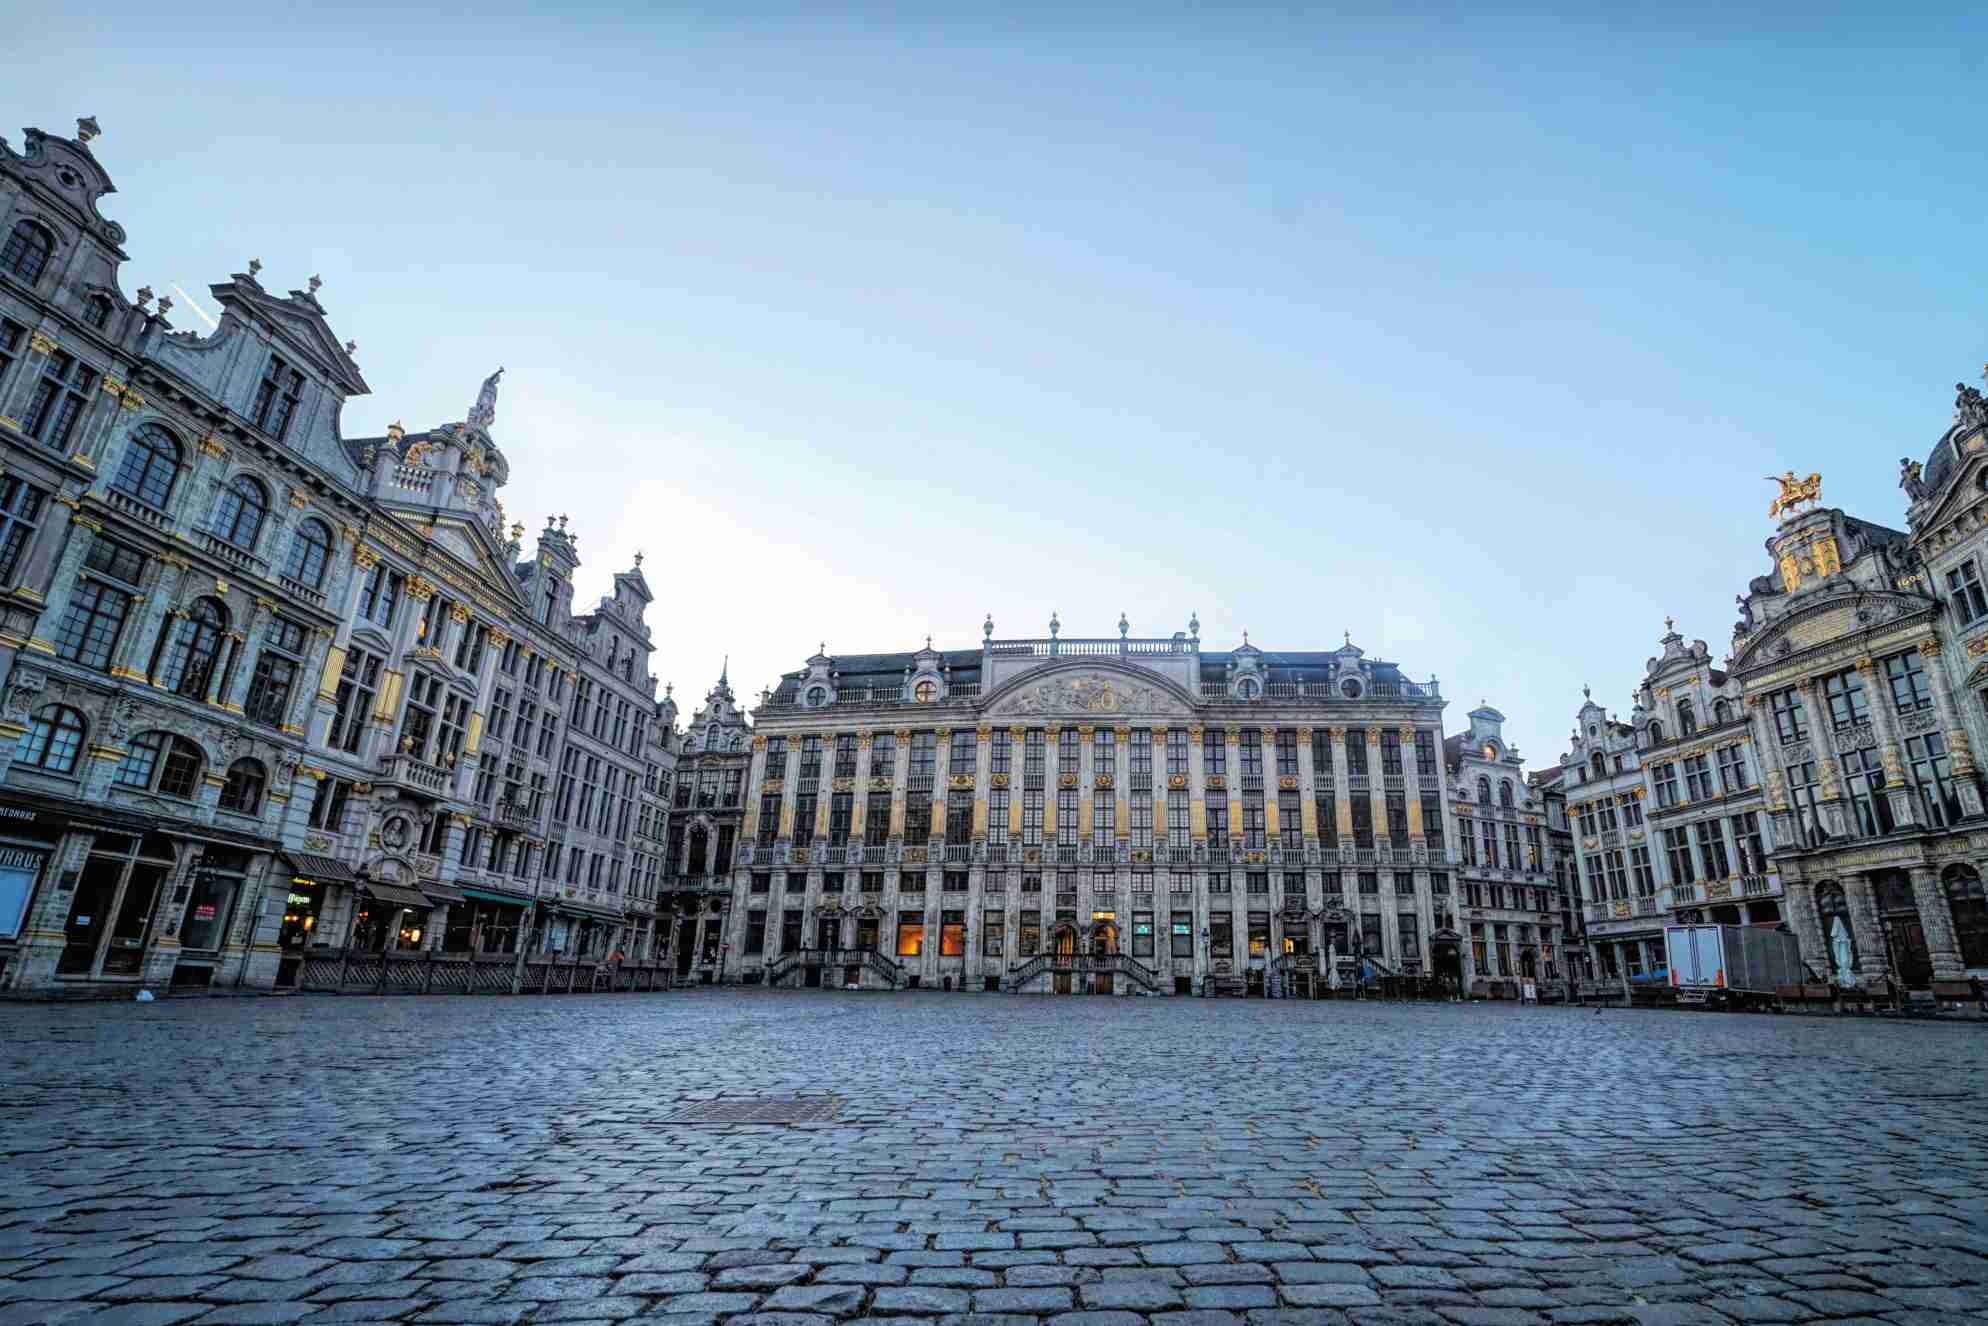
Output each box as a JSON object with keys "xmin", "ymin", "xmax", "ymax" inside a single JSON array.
[{"xmin": 2, "ymin": 991, "xmax": 1985, "ymax": 1326}]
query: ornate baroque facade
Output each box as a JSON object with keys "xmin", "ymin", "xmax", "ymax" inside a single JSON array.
[
  {"xmin": 712, "ymin": 618, "xmax": 1468, "ymax": 994},
  {"xmin": 0, "ymin": 118, "xmax": 685, "ymax": 995}
]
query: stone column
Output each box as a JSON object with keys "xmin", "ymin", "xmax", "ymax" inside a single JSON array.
[
  {"xmin": 973, "ymin": 724, "xmax": 991, "ymax": 838},
  {"xmin": 111, "ymin": 550, "xmax": 189, "ymax": 680},
  {"xmin": 1077, "ymin": 725, "xmax": 1095, "ymax": 848},
  {"xmin": 742, "ymin": 734, "xmax": 768, "ymax": 845},
  {"xmin": 1330, "ymin": 727, "xmax": 1352, "ymax": 856},
  {"xmin": 1402, "ymin": 726, "xmax": 1426, "ymax": 844},
  {"xmin": 1224, "ymin": 726, "xmax": 1242, "ymax": 860},
  {"xmin": 1043, "ymin": 725, "xmax": 1061, "ymax": 843},
  {"xmin": 1186, "ymin": 724, "xmax": 1205, "ymax": 846},
  {"xmin": 1800, "ymin": 677, "xmax": 1849, "ymax": 838},
  {"xmin": 1296, "ymin": 726, "xmax": 1317, "ymax": 849},
  {"xmin": 847, "ymin": 730, "xmax": 873, "ymax": 842},
  {"xmin": 1917, "ymin": 637, "xmax": 1986, "ymax": 818},
  {"xmin": 1260, "ymin": 726, "xmax": 1280, "ymax": 847},
  {"xmin": 814, "ymin": 731, "xmax": 836, "ymax": 842},
  {"xmin": 9, "ymin": 491, "xmax": 74, "ymax": 605},
  {"xmin": 1366, "ymin": 726, "xmax": 1388, "ymax": 855},
  {"xmin": 776, "ymin": 739, "xmax": 801, "ymax": 842},
  {"xmin": 1115, "ymin": 725, "xmax": 1131, "ymax": 858},
  {"xmin": 888, "ymin": 726, "xmax": 910, "ymax": 840},
  {"xmin": 1842, "ymin": 873, "xmax": 1890, "ymax": 982},
  {"xmin": 1150, "ymin": 725, "xmax": 1168, "ymax": 853},
  {"xmin": 1009, "ymin": 726, "xmax": 1028, "ymax": 844},
  {"xmin": 1908, "ymin": 863, "xmax": 1965, "ymax": 980}
]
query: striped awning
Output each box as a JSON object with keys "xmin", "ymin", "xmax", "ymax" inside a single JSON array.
[
  {"xmin": 359, "ymin": 881, "xmax": 432, "ymax": 909},
  {"xmin": 280, "ymin": 852, "xmax": 360, "ymax": 883}
]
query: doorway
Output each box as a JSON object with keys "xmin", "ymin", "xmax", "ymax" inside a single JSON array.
[
  {"xmin": 58, "ymin": 834, "xmax": 176, "ymax": 979},
  {"xmin": 1051, "ymin": 924, "xmax": 1076, "ymax": 994},
  {"xmin": 1091, "ymin": 921, "xmax": 1118, "ymax": 995},
  {"xmin": 855, "ymin": 916, "xmax": 879, "ymax": 952}
]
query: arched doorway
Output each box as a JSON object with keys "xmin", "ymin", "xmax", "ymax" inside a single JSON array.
[
  {"xmin": 1519, "ymin": 948, "xmax": 1538, "ymax": 980},
  {"xmin": 1090, "ymin": 920, "xmax": 1119, "ymax": 996},
  {"xmin": 1049, "ymin": 922, "xmax": 1078, "ymax": 994},
  {"xmin": 1946, "ymin": 865, "xmax": 1988, "ymax": 968},
  {"xmin": 1430, "ymin": 929, "xmax": 1463, "ymax": 997},
  {"xmin": 686, "ymin": 825, "xmax": 709, "ymax": 880}
]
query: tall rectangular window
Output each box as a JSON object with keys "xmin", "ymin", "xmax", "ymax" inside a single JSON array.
[
  {"xmin": 1663, "ymin": 826, "xmax": 1696, "ymax": 884},
  {"xmin": 1130, "ymin": 729, "xmax": 1152, "ymax": 784},
  {"xmin": 1207, "ymin": 799, "xmax": 1229, "ymax": 848},
  {"xmin": 1842, "ymin": 747, "xmax": 1892, "ymax": 837},
  {"xmin": 828, "ymin": 792, "xmax": 853, "ymax": 845},
  {"xmin": 251, "ymin": 354, "xmax": 305, "ymax": 438},
  {"xmin": 23, "ymin": 350, "xmax": 100, "ymax": 451},
  {"xmin": 54, "ymin": 537, "xmax": 144, "ymax": 671},
  {"xmin": 864, "ymin": 792, "xmax": 891, "ymax": 845},
  {"xmin": 945, "ymin": 789, "xmax": 973, "ymax": 844},
  {"xmin": 1415, "ymin": 730, "xmax": 1436, "ymax": 777},
  {"xmin": 1385, "ymin": 792, "xmax": 1408, "ymax": 848},
  {"xmin": 1166, "ymin": 728, "xmax": 1187, "ymax": 778},
  {"xmin": 834, "ymin": 733, "xmax": 857, "ymax": 778},
  {"xmin": 1949, "ymin": 558, "xmax": 1988, "ymax": 624},
  {"xmin": 1203, "ymin": 727, "xmax": 1225, "ymax": 776},
  {"xmin": 1653, "ymin": 762, "xmax": 1679, "ymax": 808},
  {"xmin": 0, "ymin": 476, "xmax": 47, "ymax": 586},
  {"xmin": 1770, "ymin": 688, "xmax": 1808, "ymax": 743},
  {"xmin": 1822, "ymin": 669, "xmax": 1869, "ymax": 728},
  {"xmin": 1730, "ymin": 811, "xmax": 1767, "ymax": 874},
  {"xmin": 1024, "ymin": 729, "xmax": 1044, "ymax": 778},
  {"xmin": 1167, "ymin": 788, "xmax": 1186, "ymax": 842},
  {"xmin": 1350, "ymin": 798, "xmax": 1373, "ymax": 848},
  {"xmin": 1716, "ymin": 744, "xmax": 1752, "ymax": 793},
  {"xmin": 910, "ymin": 731, "xmax": 937, "ymax": 781},
  {"xmin": 992, "ymin": 729, "xmax": 1011, "ymax": 776},
  {"xmin": 1885, "ymin": 650, "xmax": 1933, "ymax": 712},
  {"xmin": 1694, "ymin": 821, "xmax": 1731, "ymax": 880},
  {"xmin": 949, "ymin": 732, "xmax": 976, "ymax": 778},
  {"xmin": 989, "ymin": 788, "xmax": 1010, "ymax": 843},
  {"xmin": 1275, "ymin": 730, "xmax": 1298, "ymax": 777},
  {"xmin": 1130, "ymin": 795, "xmax": 1152, "ymax": 849},
  {"xmin": 1093, "ymin": 791, "xmax": 1116, "ymax": 839},
  {"xmin": 1317, "ymin": 796, "xmax": 1338, "ymax": 848},
  {"xmin": 1907, "ymin": 732, "xmax": 1960, "ymax": 827},
  {"xmin": 1421, "ymin": 796, "xmax": 1444, "ymax": 847},
  {"xmin": 1278, "ymin": 791, "xmax": 1301, "ymax": 849},
  {"xmin": 1023, "ymin": 787, "xmax": 1044, "ymax": 845},
  {"xmin": 792, "ymin": 792, "xmax": 818, "ymax": 845},
  {"xmin": 1379, "ymin": 730, "xmax": 1402, "ymax": 776},
  {"xmin": 1239, "ymin": 729, "xmax": 1262, "ymax": 778},
  {"xmin": 1684, "ymin": 754, "xmax": 1714, "ymax": 801}
]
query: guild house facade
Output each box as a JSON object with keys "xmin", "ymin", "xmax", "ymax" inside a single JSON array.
[
  {"xmin": 721, "ymin": 617, "xmax": 1463, "ymax": 995},
  {"xmin": 0, "ymin": 116, "xmax": 683, "ymax": 996}
]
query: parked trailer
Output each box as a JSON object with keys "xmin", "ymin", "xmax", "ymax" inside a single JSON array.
[{"xmin": 1665, "ymin": 924, "xmax": 1805, "ymax": 1010}]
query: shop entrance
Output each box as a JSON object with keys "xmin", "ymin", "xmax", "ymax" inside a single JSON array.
[{"xmin": 58, "ymin": 834, "xmax": 176, "ymax": 979}]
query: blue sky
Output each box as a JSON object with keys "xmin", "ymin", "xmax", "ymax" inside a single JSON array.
[{"xmin": 18, "ymin": 4, "xmax": 1988, "ymax": 766}]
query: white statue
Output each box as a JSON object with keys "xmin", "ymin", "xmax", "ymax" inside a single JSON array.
[
  {"xmin": 1326, "ymin": 941, "xmax": 1341, "ymax": 991},
  {"xmin": 1829, "ymin": 915, "xmax": 1855, "ymax": 987}
]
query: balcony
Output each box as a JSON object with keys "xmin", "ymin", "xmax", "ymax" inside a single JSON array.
[
  {"xmin": 377, "ymin": 752, "xmax": 451, "ymax": 797},
  {"xmin": 494, "ymin": 798, "xmax": 536, "ymax": 830},
  {"xmin": 279, "ymin": 574, "xmax": 327, "ymax": 608},
  {"xmin": 103, "ymin": 487, "xmax": 172, "ymax": 530},
  {"xmin": 1740, "ymin": 874, "xmax": 1777, "ymax": 896},
  {"xmin": 201, "ymin": 530, "xmax": 266, "ymax": 575}
]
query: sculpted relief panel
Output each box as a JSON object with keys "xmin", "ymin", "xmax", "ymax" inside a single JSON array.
[{"xmin": 987, "ymin": 670, "xmax": 1193, "ymax": 718}]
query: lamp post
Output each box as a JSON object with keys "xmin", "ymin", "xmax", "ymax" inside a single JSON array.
[{"xmin": 1199, "ymin": 925, "xmax": 1210, "ymax": 997}]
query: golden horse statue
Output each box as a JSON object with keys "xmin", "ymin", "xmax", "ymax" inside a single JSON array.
[{"xmin": 1767, "ymin": 470, "xmax": 1822, "ymax": 521}]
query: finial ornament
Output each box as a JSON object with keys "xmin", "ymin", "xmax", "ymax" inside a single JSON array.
[
  {"xmin": 633, "ymin": 549, "xmax": 644, "ymax": 566},
  {"xmin": 1118, "ymin": 611, "xmax": 1129, "ymax": 638},
  {"xmin": 1188, "ymin": 610, "xmax": 1199, "ymax": 639},
  {"xmin": 247, "ymin": 258, "xmax": 262, "ymax": 277},
  {"xmin": 134, "ymin": 286, "xmax": 153, "ymax": 309},
  {"xmin": 925, "ymin": 634, "xmax": 933, "ymax": 650},
  {"xmin": 508, "ymin": 521, "xmax": 524, "ymax": 541},
  {"xmin": 1582, "ymin": 683, "xmax": 1591, "ymax": 700},
  {"xmin": 307, "ymin": 274, "xmax": 322, "ymax": 294},
  {"xmin": 344, "ymin": 339, "xmax": 358, "ymax": 356},
  {"xmin": 1664, "ymin": 615, "xmax": 1675, "ymax": 632},
  {"xmin": 76, "ymin": 116, "xmax": 101, "ymax": 143},
  {"xmin": 1766, "ymin": 470, "xmax": 1822, "ymax": 522},
  {"xmin": 557, "ymin": 513, "xmax": 568, "ymax": 530},
  {"xmin": 1243, "ymin": 629, "xmax": 1250, "ymax": 646},
  {"xmin": 386, "ymin": 420, "xmax": 404, "ymax": 442},
  {"xmin": 1049, "ymin": 611, "xmax": 1060, "ymax": 638},
  {"xmin": 156, "ymin": 296, "xmax": 172, "ymax": 317},
  {"xmin": 1344, "ymin": 629, "xmax": 1351, "ymax": 647},
  {"xmin": 983, "ymin": 612, "xmax": 994, "ymax": 640}
]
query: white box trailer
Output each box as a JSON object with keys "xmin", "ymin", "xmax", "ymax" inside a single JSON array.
[{"xmin": 1665, "ymin": 924, "xmax": 1805, "ymax": 1010}]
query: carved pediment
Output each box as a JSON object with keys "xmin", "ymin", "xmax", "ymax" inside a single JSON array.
[
  {"xmin": 982, "ymin": 664, "xmax": 1196, "ymax": 718},
  {"xmin": 1731, "ymin": 590, "xmax": 1934, "ymax": 674}
]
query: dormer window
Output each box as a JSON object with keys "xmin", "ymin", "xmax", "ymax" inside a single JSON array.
[
  {"xmin": 1340, "ymin": 678, "xmax": 1363, "ymax": 699},
  {"xmin": 805, "ymin": 684, "xmax": 829, "ymax": 707},
  {"xmin": 1236, "ymin": 676, "xmax": 1261, "ymax": 700},
  {"xmin": 1677, "ymin": 699, "xmax": 1697, "ymax": 736},
  {"xmin": 250, "ymin": 354, "xmax": 304, "ymax": 439},
  {"xmin": 1, "ymin": 220, "xmax": 54, "ymax": 285},
  {"xmin": 914, "ymin": 679, "xmax": 937, "ymax": 703},
  {"xmin": 85, "ymin": 294, "xmax": 113, "ymax": 330}
]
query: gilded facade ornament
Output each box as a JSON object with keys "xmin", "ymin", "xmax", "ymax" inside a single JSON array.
[
  {"xmin": 1008, "ymin": 725, "xmax": 1027, "ymax": 740},
  {"xmin": 1058, "ymin": 772, "xmax": 1079, "ymax": 788},
  {"xmin": 101, "ymin": 377, "xmax": 124, "ymax": 398},
  {"xmin": 1766, "ymin": 470, "xmax": 1823, "ymax": 522},
  {"xmin": 27, "ymin": 330, "xmax": 57, "ymax": 356},
  {"xmin": 1365, "ymin": 725, "xmax": 1383, "ymax": 739},
  {"xmin": 1296, "ymin": 726, "xmax": 1312, "ymax": 741},
  {"xmin": 119, "ymin": 390, "xmax": 146, "ymax": 410},
  {"xmin": 1278, "ymin": 774, "xmax": 1299, "ymax": 791},
  {"xmin": 1094, "ymin": 773, "xmax": 1114, "ymax": 789},
  {"xmin": 351, "ymin": 545, "xmax": 381, "ymax": 570},
  {"xmin": 1917, "ymin": 637, "xmax": 1942, "ymax": 658},
  {"xmin": 1187, "ymin": 725, "xmax": 1202, "ymax": 740},
  {"xmin": 893, "ymin": 727, "xmax": 911, "ymax": 740},
  {"xmin": 447, "ymin": 603, "xmax": 471, "ymax": 624},
  {"xmin": 1329, "ymin": 726, "xmax": 1346, "ymax": 740},
  {"xmin": 1206, "ymin": 774, "xmax": 1226, "ymax": 791},
  {"xmin": 405, "ymin": 575, "xmax": 437, "ymax": 601},
  {"xmin": 976, "ymin": 724, "xmax": 992, "ymax": 739}
]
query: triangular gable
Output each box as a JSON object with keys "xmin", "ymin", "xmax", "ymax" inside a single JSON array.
[{"xmin": 209, "ymin": 278, "xmax": 369, "ymax": 395}]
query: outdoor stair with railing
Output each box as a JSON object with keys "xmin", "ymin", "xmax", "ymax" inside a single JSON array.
[{"xmin": 1004, "ymin": 951, "xmax": 1159, "ymax": 993}]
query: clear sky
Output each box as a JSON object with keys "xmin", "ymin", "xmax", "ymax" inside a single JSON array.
[{"xmin": 17, "ymin": 4, "xmax": 1988, "ymax": 767}]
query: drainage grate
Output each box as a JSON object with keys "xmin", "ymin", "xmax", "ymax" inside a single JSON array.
[{"xmin": 660, "ymin": 1096, "xmax": 843, "ymax": 1124}]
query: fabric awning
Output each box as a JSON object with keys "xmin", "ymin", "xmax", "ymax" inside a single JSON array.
[
  {"xmin": 463, "ymin": 886, "xmax": 532, "ymax": 907},
  {"xmin": 420, "ymin": 880, "xmax": 467, "ymax": 904},
  {"xmin": 555, "ymin": 898, "xmax": 625, "ymax": 923},
  {"xmin": 280, "ymin": 852, "xmax": 360, "ymax": 883},
  {"xmin": 359, "ymin": 881, "xmax": 433, "ymax": 909}
]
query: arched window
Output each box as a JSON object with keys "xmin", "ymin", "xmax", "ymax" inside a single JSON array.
[
  {"xmin": 1713, "ymin": 698, "xmax": 1731, "ymax": 725},
  {"xmin": 913, "ymin": 679, "xmax": 937, "ymax": 703},
  {"xmin": 284, "ymin": 518, "xmax": 332, "ymax": 588},
  {"xmin": 16, "ymin": 704, "xmax": 85, "ymax": 773},
  {"xmin": 0, "ymin": 220, "xmax": 54, "ymax": 284},
  {"xmin": 85, "ymin": 294, "xmax": 113, "ymax": 330},
  {"xmin": 1590, "ymin": 752, "xmax": 1606, "ymax": 779},
  {"xmin": 1678, "ymin": 699, "xmax": 1697, "ymax": 736},
  {"xmin": 1475, "ymin": 776, "xmax": 1490, "ymax": 803},
  {"xmin": 111, "ymin": 424, "xmax": 182, "ymax": 509},
  {"xmin": 212, "ymin": 475, "xmax": 267, "ymax": 550},
  {"xmin": 1945, "ymin": 865, "xmax": 1988, "ymax": 968},
  {"xmin": 155, "ymin": 597, "xmax": 229, "ymax": 699},
  {"xmin": 114, "ymin": 731, "xmax": 205, "ymax": 799},
  {"xmin": 218, "ymin": 758, "xmax": 266, "ymax": 815},
  {"xmin": 1646, "ymin": 720, "xmax": 1664, "ymax": 746},
  {"xmin": 1499, "ymin": 780, "xmax": 1515, "ymax": 808}
]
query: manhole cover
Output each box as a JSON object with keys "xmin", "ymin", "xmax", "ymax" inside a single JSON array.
[{"xmin": 660, "ymin": 1096, "xmax": 842, "ymax": 1124}]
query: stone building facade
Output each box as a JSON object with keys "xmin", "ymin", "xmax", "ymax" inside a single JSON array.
[
  {"xmin": 0, "ymin": 116, "xmax": 680, "ymax": 995},
  {"xmin": 658, "ymin": 670, "xmax": 750, "ymax": 982},
  {"xmin": 724, "ymin": 620, "xmax": 1454, "ymax": 994},
  {"xmin": 1442, "ymin": 705, "xmax": 1568, "ymax": 995}
]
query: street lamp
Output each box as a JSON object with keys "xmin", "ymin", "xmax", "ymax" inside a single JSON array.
[{"xmin": 1199, "ymin": 925, "xmax": 1210, "ymax": 997}]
